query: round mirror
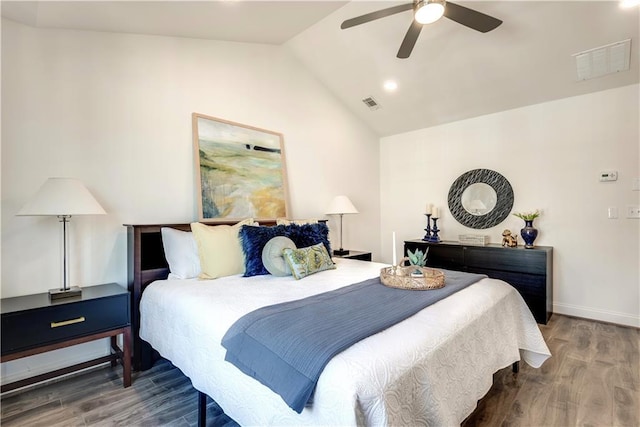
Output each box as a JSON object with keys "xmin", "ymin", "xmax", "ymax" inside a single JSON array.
[
  {"xmin": 461, "ymin": 183, "xmax": 497, "ymax": 216},
  {"xmin": 448, "ymin": 169, "xmax": 513, "ymax": 229}
]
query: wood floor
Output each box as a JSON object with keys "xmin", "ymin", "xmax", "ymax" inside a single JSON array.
[{"xmin": 1, "ymin": 314, "xmax": 638, "ymax": 426}]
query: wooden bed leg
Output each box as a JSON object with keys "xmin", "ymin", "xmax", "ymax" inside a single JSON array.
[
  {"xmin": 198, "ymin": 391, "xmax": 207, "ymax": 427},
  {"xmin": 512, "ymin": 361, "xmax": 520, "ymax": 374}
]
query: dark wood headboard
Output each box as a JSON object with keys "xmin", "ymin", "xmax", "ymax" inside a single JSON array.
[
  {"xmin": 125, "ymin": 221, "xmax": 281, "ymax": 371},
  {"xmin": 126, "ymin": 223, "xmax": 189, "ymax": 370}
]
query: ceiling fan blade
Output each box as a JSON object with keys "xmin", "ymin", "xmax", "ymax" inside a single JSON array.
[
  {"xmin": 341, "ymin": 3, "xmax": 414, "ymax": 29},
  {"xmin": 444, "ymin": 2, "xmax": 502, "ymax": 33},
  {"xmin": 397, "ymin": 19, "xmax": 423, "ymax": 59}
]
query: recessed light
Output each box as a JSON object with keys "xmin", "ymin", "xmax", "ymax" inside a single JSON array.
[
  {"xmin": 383, "ymin": 80, "xmax": 398, "ymax": 92},
  {"xmin": 620, "ymin": 0, "xmax": 640, "ymax": 8}
]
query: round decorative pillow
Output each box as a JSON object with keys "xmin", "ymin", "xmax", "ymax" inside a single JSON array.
[{"xmin": 262, "ymin": 236, "xmax": 297, "ymax": 276}]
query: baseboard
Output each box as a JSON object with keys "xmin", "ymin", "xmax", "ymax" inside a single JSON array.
[{"xmin": 553, "ymin": 302, "xmax": 640, "ymax": 328}]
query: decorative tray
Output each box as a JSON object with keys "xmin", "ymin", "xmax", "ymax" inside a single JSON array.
[{"xmin": 380, "ymin": 259, "xmax": 445, "ymax": 291}]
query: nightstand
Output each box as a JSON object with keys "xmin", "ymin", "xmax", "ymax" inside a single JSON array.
[
  {"xmin": 1, "ymin": 283, "xmax": 131, "ymax": 393},
  {"xmin": 334, "ymin": 250, "xmax": 372, "ymax": 261}
]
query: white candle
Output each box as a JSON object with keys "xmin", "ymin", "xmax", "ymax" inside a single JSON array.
[
  {"xmin": 432, "ymin": 207, "xmax": 439, "ymax": 218},
  {"xmin": 392, "ymin": 231, "xmax": 397, "ymax": 266},
  {"xmin": 425, "ymin": 203, "xmax": 432, "ymax": 214}
]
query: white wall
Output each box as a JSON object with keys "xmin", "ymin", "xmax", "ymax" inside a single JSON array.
[
  {"xmin": 1, "ymin": 18, "xmax": 380, "ymax": 382},
  {"xmin": 381, "ymin": 85, "xmax": 640, "ymax": 327}
]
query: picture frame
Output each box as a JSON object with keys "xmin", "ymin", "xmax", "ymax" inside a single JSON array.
[{"xmin": 192, "ymin": 113, "xmax": 289, "ymax": 222}]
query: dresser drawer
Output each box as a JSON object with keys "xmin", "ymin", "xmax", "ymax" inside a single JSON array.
[
  {"xmin": 468, "ymin": 268, "xmax": 546, "ymax": 298},
  {"xmin": 464, "ymin": 246, "xmax": 547, "ymax": 275},
  {"xmin": 406, "ymin": 242, "xmax": 464, "ymax": 269},
  {"xmin": 1, "ymin": 293, "xmax": 129, "ymax": 355}
]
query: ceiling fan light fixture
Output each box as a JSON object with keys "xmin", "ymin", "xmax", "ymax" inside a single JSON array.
[{"xmin": 414, "ymin": 0, "xmax": 445, "ymax": 24}]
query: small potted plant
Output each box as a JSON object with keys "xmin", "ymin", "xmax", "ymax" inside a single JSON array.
[
  {"xmin": 407, "ymin": 247, "xmax": 428, "ymax": 275},
  {"xmin": 512, "ymin": 210, "xmax": 540, "ymax": 248}
]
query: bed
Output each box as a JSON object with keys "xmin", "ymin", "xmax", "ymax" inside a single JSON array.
[{"xmin": 126, "ymin": 222, "xmax": 551, "ymax": 426}]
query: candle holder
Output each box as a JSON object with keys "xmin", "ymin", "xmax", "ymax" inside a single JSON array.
[
  {"xmin": 422, "ymin": 213, "xmax": 432, "ymax": 241},
  {"xmin": 422, "ymin": 214, "xmax": 441, "ymax": 243},
  {"xmin": 430, "ymin": 217, "xmax": 441, "ymax": 243}
]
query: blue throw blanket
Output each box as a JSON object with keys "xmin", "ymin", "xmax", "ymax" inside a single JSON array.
[{"xmin": 221, "ymin": 269, "xmax": 486, "ymax": 413}]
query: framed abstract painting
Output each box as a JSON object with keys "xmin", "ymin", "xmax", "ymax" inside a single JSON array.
[{"xmin": 192, "ymin": 113, "xmax": 290, "ymax": 222}]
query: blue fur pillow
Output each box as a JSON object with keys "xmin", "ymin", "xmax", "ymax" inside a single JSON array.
[
  {"xmin": 240, "ymin": 222, "xmax": 332, "ymax": 277},
  {"xmin": 284, "ymin": 223, "xmax": 332, "ymax": 256},
  {"xmin": 239, "ymin": 225, "xmax": 287, "ymax": 277}
]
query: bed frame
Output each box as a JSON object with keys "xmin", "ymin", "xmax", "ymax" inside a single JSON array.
[
  {"xmin": 126, "ymin": 221, "xmax": 520, "ymax": 426},
  {"xmin": 126, "ymin": 220, "xmax": 288, "ymax": 371},
  {"xmin": 126, "ymin": 223, "xmax": 191, "ymax": 371}
]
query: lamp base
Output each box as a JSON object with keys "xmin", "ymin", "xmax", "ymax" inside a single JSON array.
[
  {"xmin": 333, "ymin": 248, "xmax": 350, "ymax": 256},
  {"xmin": 49, "ymin": 286, "xmax": 82, "ymax": 300}
]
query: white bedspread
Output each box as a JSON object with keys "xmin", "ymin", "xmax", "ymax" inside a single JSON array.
[{"xmin": 140, "ymin": 259, "xmax": 550, "ymax": 426}]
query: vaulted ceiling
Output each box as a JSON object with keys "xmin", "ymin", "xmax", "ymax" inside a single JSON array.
[{"xmin": 2, "ymin": 1, "xmax": 639, "ymax": 136}]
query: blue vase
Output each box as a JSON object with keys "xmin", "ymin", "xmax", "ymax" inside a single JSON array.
[{"xmin": 521, "ymin": 219, "xmax": 538, "ymax": 249}]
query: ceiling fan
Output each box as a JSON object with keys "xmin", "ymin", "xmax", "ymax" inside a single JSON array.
[{"xmin": 340, "ymin": 0, "xmax": 502, "ymax": 59}]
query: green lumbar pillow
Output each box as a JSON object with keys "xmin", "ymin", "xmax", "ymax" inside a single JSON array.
[{"xmin": 282, "ymin": 242, "xmax": 336, "ymax": 280}]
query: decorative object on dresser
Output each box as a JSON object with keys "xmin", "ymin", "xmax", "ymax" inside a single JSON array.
[
  {"xmin": 404, "ymin": 239, "xmax": 553, "ymax": 324},
  {"xmin": 512, "ymin": 210, "xmax": 541, "ymax": 248},
  {"xmin": 448, "ymin": 169, "xmax": 513, "ymax": 229},
  {"xmin": 459, "ymin": 234, "xmax": 490, "ymax": 245},
  {"xmin": 325, "ymin": 195, "xmax": 359, "ymax": 256},
  {"xmin": 0, "ymin": 283, "xmax": 131, "ymax": 392},
  {"xmin": 16, "ymin": 178, "xmax": 106, "ymax": 300},
  {"xmin": 192, "ymin": 113, "xmax": 289, "ymax": 222},
  {"xmin": 422, "ymin": 205, "xmax": 442, "ymax": 243},
  {"xmin": 501, "ymin": 230, "xmax": 518, "ymax": 247}
]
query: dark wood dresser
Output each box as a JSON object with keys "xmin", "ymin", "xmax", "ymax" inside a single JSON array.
[{"xmin": 404, "ymin": 240, "xmax": 553, "ymax": 324}]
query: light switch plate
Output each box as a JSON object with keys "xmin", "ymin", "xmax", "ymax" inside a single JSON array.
[
  {"xmin": 599, "ymin": 171, "xmax": 618, "ymax": 182},
  {"xmin": 627, "ymin": 206, "xmax": 640, "ymax": 218}
]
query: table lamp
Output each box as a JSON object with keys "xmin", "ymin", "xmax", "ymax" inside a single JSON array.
[
  {"xmin": 17, "ymin": 178, "xmax": 106, "ymax": 299},
  {"xmin": 325, "ymin": 195, "xmax": 359, "ymax": 256}
]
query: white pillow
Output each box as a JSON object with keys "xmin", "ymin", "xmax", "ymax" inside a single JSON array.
[{"xmin": 161, "ymin": 227, "xmax": 201, "ymax": 279}]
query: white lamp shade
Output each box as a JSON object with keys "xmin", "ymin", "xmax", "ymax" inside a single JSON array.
[
  {"xmin": 17, "ymin": 178, "xmax": 106, "ymax": 216},
  {"xmin": 325, "ymin": 195, "xmax": 359, "ymax": 215}
]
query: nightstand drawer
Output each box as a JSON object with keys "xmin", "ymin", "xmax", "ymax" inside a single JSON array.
[{"xmin": 1, "ymin": 293, "xmax": 129, "ymax": 355}]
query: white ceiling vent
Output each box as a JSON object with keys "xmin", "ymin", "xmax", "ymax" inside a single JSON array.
[
  {"xmin": 362, "ymin": 97, "xmax": 381, "ymax": 111},
  {"xmin": 573, "ymin": 39, "xmax": 631, "ymax": 81}
]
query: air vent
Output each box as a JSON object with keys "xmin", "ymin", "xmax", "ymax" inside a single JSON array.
[
  {"xmin": 362, "ymin": 96, "xmax": 381, "ymax": 110},
  {"xmin": 573, "ymin": 39, "xmax": 631, "ymax": 81}
]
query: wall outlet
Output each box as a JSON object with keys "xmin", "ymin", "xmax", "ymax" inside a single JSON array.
[{"xmin": 627, "ymin": 206, "xmax": 640, "ymax": 218}]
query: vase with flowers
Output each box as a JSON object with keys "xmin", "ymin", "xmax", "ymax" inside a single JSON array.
[{"xmin": 512, "ymin": 210, "xmax": 540, "ymax": 249}]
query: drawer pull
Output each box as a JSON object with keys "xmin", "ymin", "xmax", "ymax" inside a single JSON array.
[{"xmin": 51, "ymin": 316, "xmax": 86, "ymax": 328}]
